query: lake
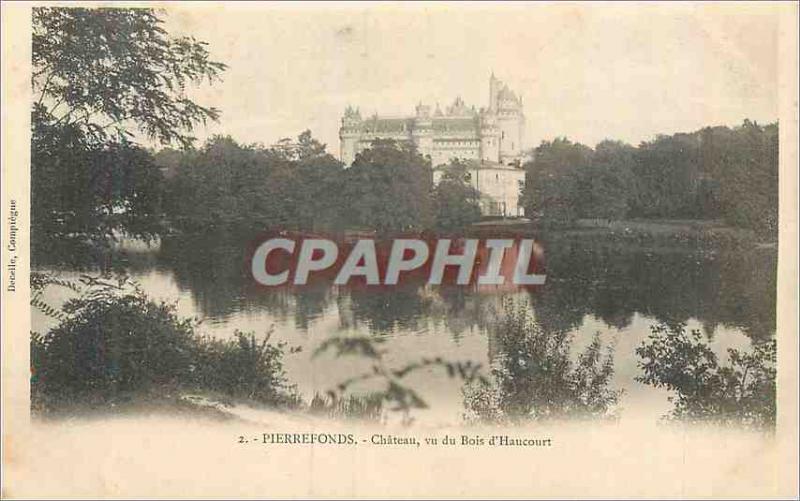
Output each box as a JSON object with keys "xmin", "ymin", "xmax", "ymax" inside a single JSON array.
[{"xmin": 33, "ymin": 231, "xmax": 777, "ymax": 426}]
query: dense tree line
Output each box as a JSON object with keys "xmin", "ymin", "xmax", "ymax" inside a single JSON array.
[
  {"xmin": 159, "ymin": 135, "xmax": 481, "ymax": 234},
  {"xmin": 521, "ymin": 120, "xmax": 779, "ymax": 238}
]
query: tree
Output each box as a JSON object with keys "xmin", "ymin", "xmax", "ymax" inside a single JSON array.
[
  {"xmin": 342, "ymin": 139, "xmax": 434, "ymax": 233},
  {"xmin": 32, "ymin": 7, "xmax": 226, "ymax": 263},
  {"xmin": 584, "ymin": 140, "xmax": 635, "ymax": 220},
  {"xmin": 631, "ymin": 133, "xmax": 702, "ymax": 218},
  {"xmin": 271, "ymin": 130, "xmax": 346, "ymax": 230},
  {"xmin": 520, "ymin": 138, "xmax": 593, "ymax": 226},
  {"xmin": 712, "ymin": 121, "xmax": 779, "ymax": 238},
  {"xmin": 432, "ymin": 160, "xmax": 482, "ymax": 232},
  {"xmin": 271, "ymin": 129, "xmax": 329, "ymax": 161}
]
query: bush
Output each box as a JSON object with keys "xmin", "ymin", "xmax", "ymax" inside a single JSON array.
[
  {"xmin": 464, "ymin": 298, "xmax": 620, "ymax": 423},
  {"xmin": 31, "ymin": 276, "xmax": 297, "ymax": 413},
  {"xmin": 636, "ymin": 322, "xmax": 776, "ymax": 427},
  {"xmin": 309, "ymin": 392, "xmax": 384, "ymax": 421},
  {"xmin": 432, "ymin": 161, "xmax": 482, "ymax": 232},
  {"xmin": 190, "ymin": 332, "xmax": 298, "ymax": 407}
]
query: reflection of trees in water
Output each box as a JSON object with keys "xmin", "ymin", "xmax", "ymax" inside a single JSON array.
[
  {"xmin": 464, "ymin": 299, "xmax": 621, "ymax": 423},
  {"xmin": 157, "ymin": 234, "xmax": 334, "ymax": 325},
  {"xmin": 149, "ymin": 234, "xmax": 776, "ymax": 341},
  {"xmin": 339, "ymin": 286, "xmax": 519, "ymax": 338},
  {"xmin": 429, "ymin": 287, "xmax": 501, "ymax": 341},
  {"xmin": 533, "ymin": 238, "xmax": 776, "ymax": 339},
  {"xmin": 338, "ymin": 285, "xmax": 433, "ymax": 334},
  {"xmin": 636, "ymin": 323, "xmax": 776, "ymax": 428}
]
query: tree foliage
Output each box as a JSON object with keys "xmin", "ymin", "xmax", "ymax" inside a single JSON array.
[
  {"xmin": 162, "ymin": 137, "xmax": 454, "ymax": 235},
  {"xmin": 636, "ymin": 322, "xmax": 775, "ymax": 428},
  {"xmin": 432, "ymin": 160, "xmax": 482, "ymax": 232},
  {"xmin": 33, "ymin": 7, "xmax": 225, "ymax": 148},
  {"xmin": 586, "ymin": 140, "xmax": 635, "ymax": 219},
  {"xmin": 32, "ymin": 7, "xmax": 226, "ymax": 264},
  {"xmin": 341, "ymin": 139, "xmax": 434, "ymax": 233},
  {"xmin": 464, "ymin": 298, "xmax": 620, "ymax": 423},
  {"xmin": 521, "ymin": 121, "xmax": 779, "ymax": 238},
  {"xmin": 161, "ymin": 131, "xmax": 345, "ymax": 232},
  {"xmin": 520, "ymin": 138, "xmax": 593, "ymax": 226}
]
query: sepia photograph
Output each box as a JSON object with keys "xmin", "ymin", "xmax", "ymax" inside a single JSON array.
[{"xmin": 2, "ymin": 1, "xmax": 798, "ymax": 498}]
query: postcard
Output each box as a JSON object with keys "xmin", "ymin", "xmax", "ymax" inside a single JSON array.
[{"xmin": 2, "ymin": 2, "xmax": 798, "ymax": 498}]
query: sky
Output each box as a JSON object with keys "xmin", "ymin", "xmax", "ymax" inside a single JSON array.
[{"xmin": 163, "ymin": 2, "xmax": 781, "ymax": 154}]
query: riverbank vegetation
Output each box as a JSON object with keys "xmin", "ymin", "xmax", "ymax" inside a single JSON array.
[
  {"xmin": 636, "ymin": 323, "xmax": 776, "ymax": 428},
  {"xmin": 31, "ymin": 274, "xmax": 299, "ymax": 415},
  {"xmin": 463, "ymin": 298, "xmax": 621, "ymax": 423}
]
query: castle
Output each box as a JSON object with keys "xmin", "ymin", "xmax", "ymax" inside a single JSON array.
[{"xmin": 339, "ymin": 74, "xmax": 527, "ymax": 216}]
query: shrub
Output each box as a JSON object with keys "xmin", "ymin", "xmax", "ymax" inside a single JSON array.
[
  {"xmin": 31, "ymin": 275, "xmax": 297, "ymax": 413},
  {"xmin": 463, "ymin": 298, "xmax": 621, "ymax": 423},
  {"xmin": 309, "ymin": 392, "xmax": 384, "ymax": 422},
  {"xmin": 636, "ymin": 322, "xmax": 776, "ymax": 427}
]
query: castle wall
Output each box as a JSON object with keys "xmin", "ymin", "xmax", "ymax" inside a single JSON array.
[
  {"xmin": 432, "ymin": 165, "xmax": 525, "ymax": 217},
  {"xmin": 430, "ymin": 139, "xmax": 481, "ymax": 166},
  {"xmin": 480, "ymin": 130, "xmax": 500, "ymax": 162},
  {"xmin": 497, "ymin": 112, "xmax": 523, "ymax": 163},
  {"xmin": 340, "ymin": 135, "xmax": 359, "ymax": 166},
  {"xmin": 471, "ymin": 167, "xmax": 525, "ymax": 216}
]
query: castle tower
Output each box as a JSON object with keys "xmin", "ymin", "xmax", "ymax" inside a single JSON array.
[
  {"xmin": 339, "ymin": 106, "xmax": 362, "ymax": 166},
  {"xmin": 479, "ymin": 109, "xmax": 500, "ymax": 162},
  {"xmin": 487, "ymin": 75, "xmax": 525, "ymax": 164},
  {"xmin": 489, "ymin": 72, "xmax": 500, "ymax": 112},
  {"xmin": 411, "ymin": 102, "xmax": 433, "ymax": 157}
]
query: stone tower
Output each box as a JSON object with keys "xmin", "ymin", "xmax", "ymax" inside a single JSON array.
[
  {"xmin": 339, "ymin": 106, "xmax": 362, "ymax": 166},
  {"xmin": 479, "ymin": 108, "xmax": 500, "ymax": 162},
  {"xmin": 411, "ymin": 102, "xmax": 433, "ymax": 157},
  {"xmin": 487, "ymin": 73, "xmax": 525, "ymax": 165}
]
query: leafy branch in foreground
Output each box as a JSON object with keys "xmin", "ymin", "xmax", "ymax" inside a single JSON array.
[
  {"xmin": 313, "ymin": 335, "xmax": 487, "ymax": 423},
  {"xmin": 30, "ymin": 271, "xmax": 129, "ymax": 322},
  {"xmin": 33, "ymin": 7, "xmax": 226, "ymax": 148}
]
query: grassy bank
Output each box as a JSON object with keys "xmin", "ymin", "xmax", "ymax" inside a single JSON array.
[{"xmin": 471, "ymin": 218, "xmax": 770, "ymax": 249}]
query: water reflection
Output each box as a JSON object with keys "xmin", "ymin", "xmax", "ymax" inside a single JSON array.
[
  {"xmin": 529, "ymin": 237, "xmax": 776, "ymax": 339},
  {"xmin": 39, "ymin": 231, "xmax": 776, "ymax": 424},
  {"xmin": 124, "ymin": 233, "xmax": 777, "ymax": 341}
]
